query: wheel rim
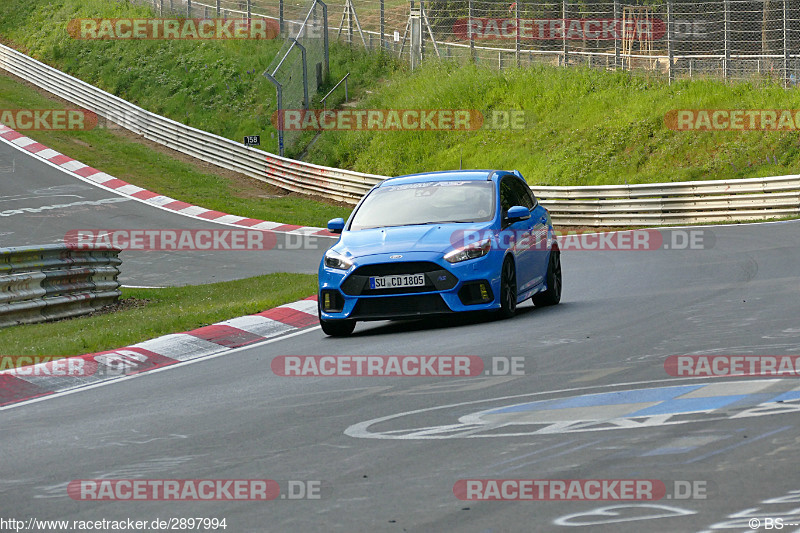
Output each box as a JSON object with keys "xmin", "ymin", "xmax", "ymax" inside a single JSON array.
[
  {"xmin": 503, "ymin": 260, "xmax": 516, "ymax": 313},
  {"xmin": 551, "ymin": 251, "xmax": 562, "ymax": 297}
]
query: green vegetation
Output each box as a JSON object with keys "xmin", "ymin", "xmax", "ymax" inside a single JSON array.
[
  {"xmin": 2, "ymin": 0, "xmax": 800, "ymax": 193},
  {"xmin": 0, "ymin": 75, "xmax": 351, "ymax": 226},
  {"xmin": 306, "ymin": 61, "xmax": 800, "ymax": 185},
  {"xmin": 0, "ymin": 273, "xmax": 317, "ymax": 357}
]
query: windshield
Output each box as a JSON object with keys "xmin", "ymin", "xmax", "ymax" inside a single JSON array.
[{"xmin": 349, "ymin": 181, "xmax": 495, "ymax": 231}]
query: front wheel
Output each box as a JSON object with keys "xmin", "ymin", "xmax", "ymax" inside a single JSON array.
[
  {"xmin": 320, "ymin": 317, "xmax": 356, "ymax": 337},
  {"xmin": 498, "ymin": 257, "xmax": 517, "ymax": 318},
  {"xmin": 532, "ymin": 248, "xmax": 561, "ymax": 307}
]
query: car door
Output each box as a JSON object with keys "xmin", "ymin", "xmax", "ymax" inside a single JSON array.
[
  {"xmin": 521, "ymin": 185, "xmax": 550, "ymax": 286},
  {"xmin": 500, "ymin": 176, "xmax": 537, "ymax": 292}
]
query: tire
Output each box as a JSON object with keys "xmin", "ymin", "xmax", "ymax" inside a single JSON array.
[
  {"xmin": 318, "ymin": 299, "xmax": 356, "ymax": 337},
  {"xmin": 499, "ymin": 257, "xmax": 517, "ymax": 318},
  {"xmin": 320, "ymin": 317, "xmax": 356, "ymax": 337},
  {"xmin": 532, "ymin": 248, "xmax": 562, "ymax": 307}
]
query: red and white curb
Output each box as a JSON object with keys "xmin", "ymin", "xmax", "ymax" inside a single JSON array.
[
  {"xmin": 0, "ymin": 295, "xmax": 319, "ymax": 408},
  {"xmin": 0, "ymin": 123, "xmax": 336, "ymax": 237}
]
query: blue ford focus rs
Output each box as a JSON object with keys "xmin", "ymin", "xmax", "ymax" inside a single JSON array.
[{"xmin": 317, "ymin": 170, "xmax": 561, "ymax": 336}]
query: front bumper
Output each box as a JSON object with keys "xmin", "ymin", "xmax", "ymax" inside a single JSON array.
[{"xmin": 318, "ymin": 251, "xmax": 501, "ymax": 321}]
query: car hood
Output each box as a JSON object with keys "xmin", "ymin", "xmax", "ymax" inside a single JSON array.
[{"xmin": 337, "ymin": 222, "xmax": 495, "ymax": 258}]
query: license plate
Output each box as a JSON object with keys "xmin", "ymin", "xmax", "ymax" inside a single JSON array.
[{"xmin": 369, "ymin": 274, "xmax": 426, "ymax": 290}]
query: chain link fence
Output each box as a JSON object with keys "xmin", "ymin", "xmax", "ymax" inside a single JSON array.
[{"xmin": 143, "ymin": 0, "xmax": 800, "ymax": 84}]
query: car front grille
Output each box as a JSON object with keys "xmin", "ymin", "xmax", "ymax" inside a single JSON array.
[
  {"xmin": 341, "ymin": 261, "xmax": 458, "ymax": 296},
  {"xmin": 349, "ymin": 294, "xmax": 452, "ymax": 320}
]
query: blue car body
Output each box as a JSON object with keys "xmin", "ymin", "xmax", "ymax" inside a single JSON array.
[{"xmin": 317, "ymin": 170, "xmax": 560, "ymax": 332}]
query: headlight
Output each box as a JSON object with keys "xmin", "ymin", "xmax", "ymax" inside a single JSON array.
[
  {"xmin": 444, "ymin": 238, "xmax": 492, "ymax": 263},
  {"xmin": 324, "ymin": 249, "xmax": 353, "ymax": 270}
]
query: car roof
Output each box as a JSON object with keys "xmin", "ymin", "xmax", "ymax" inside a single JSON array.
[{"xmin": 379, "ymin": 170, "xmax": 518, "ymax": 187}]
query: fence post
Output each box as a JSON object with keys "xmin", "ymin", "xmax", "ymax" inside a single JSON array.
[
  {"xmin": 322, "ymin": 0, "xmax": 329, "ymax": 82},
  {"xmin": 784, "ymin": 0, "xmax": 790, "ymax": 86},
  {"xmin": 469, "ymin": 0, "xmax": 475, "ymax": 63},
  {"xmin": 515, "ymin": 0, "xmax": 520, "ymax": 67},
  {"xmin": 724, "ymin": 0, "xmax": 730, "ymax": 79},
  {"xmin": 381, "ymin": 0, "xmax": 385, "ymax": 51},
  {"xmin": 420, "ymin": 0, "xmax": 425, "ymax": 59},
  {"xmin": 562, "ymin": 0, "xmax": 568, "ymax": 67},
  {"xmin": 187, "ymin": 0, "xmax": 192, "ymax": 18},
  {"xmin": 667, "ymin": 0, "xmax": 674, "ymax": 84},
  {"xmin": 216, "ymin": 0, "xmax": 220, "ymax": 17},
  {"xmin": 263, "ymin": 72, "xmax": 284, "ymax": 157},
  {"xmin": 280, "ymin": 0, "xmax": 284, "ymax": 35},
  {"xmin": 613, "ymin": 0, "xmax": 620, "ymax": 70},
  {"xmin": 247, "ymin": 0, "xmax": 251, "ymax": 21}
]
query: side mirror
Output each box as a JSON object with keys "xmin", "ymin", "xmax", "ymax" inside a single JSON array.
[
  {"xmin": 506, "ymin": 205, "xmax": 531, "ymax": 222},
  {"xmin": 327, "ymin": 218, "xmax": 345, "ymax": 234}
]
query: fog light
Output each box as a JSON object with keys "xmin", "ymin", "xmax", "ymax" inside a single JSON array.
[
  {"xmin": 324, "ymin": 292, "xmax": 331, "ymax": 310},
  {"xmin": 479, "ymin": 283, "xmax": 489, "ymax": 301}
]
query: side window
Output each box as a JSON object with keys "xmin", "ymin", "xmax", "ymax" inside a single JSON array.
[
  {"xmin": 508, "ymin": 178, "xmax": 534, "ymax": 210},
  {"xmin": 500, "ymin": 178, "xmax": 518, "ymax": 215}
]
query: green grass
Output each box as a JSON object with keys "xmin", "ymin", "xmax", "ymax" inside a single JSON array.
[
  {"xmin": 0, "ymin": 0, "xmax": 401, "ymax": 158},
  {"xmin": 0, "ymin": 75, "xmax": 352, "ymax": 227},
  {"xmin": 306, "ymin": 61, "xmax": 800, "ymax": 186},
  {"xmin": 0, "ymin": 273, "xmax": 317, "ymax": 357}
]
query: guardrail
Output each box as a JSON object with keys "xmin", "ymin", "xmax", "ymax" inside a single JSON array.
[
  {"xmin": 0, "ymin": 245, "xmax": 122, "ymax": 328},
  {"xmin": 1, "ymin": 43, "xmax": 799, "ymax": 226}
]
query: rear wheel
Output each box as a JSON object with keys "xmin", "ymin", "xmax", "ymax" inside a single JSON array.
[
  {"xmin": 532, "ymin": 248, "xmax": 561, "ymax": 307},
  {"xmin": 499, "ymin": 257, "xmax": 517, "ymax": 318}
]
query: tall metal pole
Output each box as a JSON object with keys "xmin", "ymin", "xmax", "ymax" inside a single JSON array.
[
  {"xmin": 380, "ymin": 0, "xmax": 385, "ymax": 51},
  {"xmin": 783, "ymin": 0, "xmax": 790, "ymax": 86},
  {"xmin": 562, "ymin": 0, "xmax": 568, "ymax": 67},
  {"xmin": 321, "ymin": 0, "xmax": 329, "ymax": 82},
  {"xmin": 667, "ymin": 0, "xmax": 674, "ymax": 84},
  {"xmin": 613, "ymin": 0, "xmax": 620, "ymax": 70},
  {"xmin": 724, "ymin": 0, "xmax": 730, "ymax": 79},
  {"xmin": 469, "ymin": 0, "xmax": 475, "ymax": 63},
  {"xmin": 515, "ymin": 0, "xmax": 520, "ymax": 67}
]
